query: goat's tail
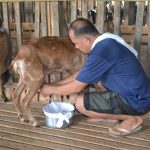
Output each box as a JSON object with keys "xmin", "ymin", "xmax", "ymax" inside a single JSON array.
[{"xmin": 2, "ymin": 69, "xmax": 10, "ymax": 85}]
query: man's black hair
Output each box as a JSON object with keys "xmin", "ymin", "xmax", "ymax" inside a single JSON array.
[{"xmin": 69, "ymin": 18, "xmax": 99, "ymax": 36}]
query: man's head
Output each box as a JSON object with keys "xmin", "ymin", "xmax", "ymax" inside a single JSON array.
[{"xmin": 69, "ymin": 18, "xmax": 100, "ymax": 54}]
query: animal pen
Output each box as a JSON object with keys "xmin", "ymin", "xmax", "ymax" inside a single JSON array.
[{"xmin": 0, "ymin": 0, "xmax": 150, "ymax": 150}]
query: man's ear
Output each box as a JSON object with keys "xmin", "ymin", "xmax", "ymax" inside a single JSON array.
[{"xmin": 85, "ymin": 35, "xmax": 91, "ymax": 44}]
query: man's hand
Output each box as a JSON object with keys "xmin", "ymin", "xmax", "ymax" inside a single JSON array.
[{"xmin": 40, "ymin": 84, "xmax": 51, "ymax": 97}]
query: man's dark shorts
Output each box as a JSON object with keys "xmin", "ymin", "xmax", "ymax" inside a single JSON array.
[{"xmin": 83, "ymin": 88, "xmax": 147, "ymax": 116}]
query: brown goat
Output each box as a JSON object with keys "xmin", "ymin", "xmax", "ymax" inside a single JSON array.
[
  {"xmin": 11, "ymin": 36, "xmax": 85, "ymax": 126},
  {"xmin": 0, "ymin": 31, "xmax": 10, "ymax": 102}
]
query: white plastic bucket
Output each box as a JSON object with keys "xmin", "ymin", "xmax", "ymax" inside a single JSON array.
[{"xmin": 43, "ymin": 102, "xmax": 75, "ymax": 128}]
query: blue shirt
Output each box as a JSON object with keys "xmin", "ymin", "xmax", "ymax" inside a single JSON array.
[{"xmin": 76, "ymin": 38, "xmax": 150, "ymax": 111}]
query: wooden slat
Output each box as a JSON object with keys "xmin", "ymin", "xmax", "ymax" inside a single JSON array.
[
  {"xmin": 0, "ymin": 0, "xmax": 147, "ymax": 2},
  {"xmin": 34, "ymin": 1, "xmax": 40, "ymax": 38},
  {"xmin": 58, "ymin": 1, "xmax": 68, "ymax": 36},
  {"xmin": 81, "ymin": 0, "xmax": 87, "ymax": 19},
  {"xmin": 10, "ymin": 31, "xmax": 35, "ymax": 39},
  {"xmin": 148, "ymin": 2, "xmax": 150, "ymax": 57},
  {"xmin": 134, "ymin": 1, "xmax": 145, "ymax": 58},
  {"xmin": 47, "ymin": 1, "xmax": 51, "ymax": 36},
  {"xmin": 0, "ymin": 137, "xmax": 53, "ymax": 150},
  {"xmin": 9, "ymin": 23, "xmax": 150, "ymax": 35},
  {"xmin": 0, "ymin": 120, "xmax": 149, "ymax": 150},
  {"xmin": 10, "ymin": 22, "xmax": 34, "ymax": 30},
  {"xmin": 2, "ymin": 2, "xmax": 9, "ymax": 34},
  {"xmin": 0, "ymin": 102, "xmax": 150, "ymax": 150},
  {"xmin": 70, "ymin": 0, "xmax": 76, "ymax": 22},
  {"xmin": 113, "ymin": 1, "xmax": 121, "ymax": 35},
  {"xmin": 40, "ymin": 2, "xmax": 47, "ymax": 37},
  {"xmin": 29, "ymin": 2, "xmax": 34, "ymax": 22},
  {"xmin": 0, "ymin": 146, "xmax": 16, "ymax": 150},
  {"xmin": 121, "ymin": 25, "xmax": 148, "ymax": 35},
  {"xmin": 0, "ymin": 114, "xmax": 149, "ymax": 150},
  {"xmin": 96, "ymin": 1, "xmax": 105, "ymax": 34},
  {"xmin": 24, "ymin": 2, "xmax": 30, "ymax": 22},
  {"xmin": 124, "ymin": 1, "xmax": 129, "ymax": 25},
  {"xmin": 50, "ymin": 1, "xmax": 59, "ymax": 36},
  {"xmin": 14, "ymin": 2, "xmax": 22, "ymax": 49}
]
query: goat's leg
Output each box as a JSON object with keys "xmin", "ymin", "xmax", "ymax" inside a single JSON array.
[
  {"xmin": 0, "ymin": 75, "xmax": 7, "ymax": 102},
  {"xmin": 0, "ymin": 75, "xmax": 4, "ymax": 101},
  {"xmin": 21, "ymin": 81, "xmax": 43, "ymax": 127},
  {"xmin": 13, "ymin": 79, "xmax": 26, "ymax": 122}
]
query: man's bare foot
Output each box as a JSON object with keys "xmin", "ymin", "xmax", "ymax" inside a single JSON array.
[{"xmin": 87, "ymin": 118, "xmax": 119, "ymax": 124}]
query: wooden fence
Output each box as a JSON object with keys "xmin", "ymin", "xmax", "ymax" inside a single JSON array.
[{"xmin": 0, "ymin": 0, "xmax": 150, "ymax": 102}]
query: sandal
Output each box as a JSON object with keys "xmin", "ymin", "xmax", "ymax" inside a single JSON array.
[{"xmin": 109, "ymin": 125, "xmax": 142, "ymax": 137}]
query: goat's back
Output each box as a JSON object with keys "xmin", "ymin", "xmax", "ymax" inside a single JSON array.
[{"xmin": 14, "ymin": 36, "xmax": 86, "ymax": 74}]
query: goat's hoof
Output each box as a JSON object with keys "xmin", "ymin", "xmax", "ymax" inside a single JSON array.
[
  {"xmin": 17, "ymin": 114, "xmax": 22, "ymax": 119},
  {"xmin": 0, "ymin": 95, "xmax": 8, "ymax": 102},
  {"xmin": 20, "ymin": 117, "xmax": 28, "ymax": 123},
  {"xmin": 32, "ymin": 121, "xmax": 39, "ymax": 127}
]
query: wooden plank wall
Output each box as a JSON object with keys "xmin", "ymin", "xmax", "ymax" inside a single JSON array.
[{"xmin": 0, "ymin": 0, "xmax": 149, "ymax": 103}]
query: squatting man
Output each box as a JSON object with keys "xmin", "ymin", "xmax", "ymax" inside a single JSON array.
[{"xmin": 41, "ymin": 18, "xmax": 150, "ymax": 136}]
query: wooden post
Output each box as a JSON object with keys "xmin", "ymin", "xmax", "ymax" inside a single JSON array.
[
  {"xmin": 134, "ymin": 1, "xmax": 145, "ymax": 59},
  {"xmin": 96, "ymin": 1, "xmax": 105, "ymax": 34},
  {"xmin": 114, "ymin": 1, "xmax": 121, "ymax": 35},
  {"xmin": 14, "ymin": 2, "xmax": 22, "ymax": 49}
]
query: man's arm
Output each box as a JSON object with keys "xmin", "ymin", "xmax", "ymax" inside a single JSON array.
[
  {"xmin": 41, "ymin": 79, "xmax": 87, "ymax": 97},
  {"xmin": 54, "ymin": 69, "xmax": 80, "ymax": 85}
]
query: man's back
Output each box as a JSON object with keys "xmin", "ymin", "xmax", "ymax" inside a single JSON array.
[{"xmin": 77, "ymin": 38, "xmax": 150, "ymax": 111}]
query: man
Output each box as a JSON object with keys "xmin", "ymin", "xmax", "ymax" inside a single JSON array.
[{"xmin": 41, "ymin": 18, "xmax": 150, "ymax": 136}]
